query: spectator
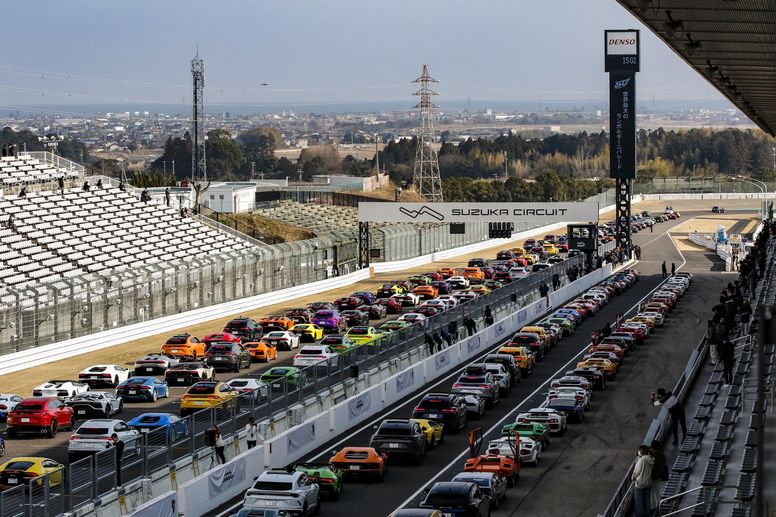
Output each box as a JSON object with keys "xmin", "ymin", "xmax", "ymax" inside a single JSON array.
[
  {"xmin": 649, "ymin": 223, "xmax": 653, "ymax": 233},
  {"xmin": 539, "ymin": 281, "xmax": 550, "ymax": 303},
  {"xmin": 484, "ymin": 305, "xmax": 494, "ymax": 327},
  {"xmin": 706, "ymin": 320, "xmax": 719, "ymax": 365},
  {"xmin": 18, "ymin": 187, "xmax": 27, "ymax": 198},
  {"xmin": 9, "ymin": 144, "xmax": 15, "ymax": 157},
  {"xmin": 1, "ymin": 144, "xmax": 6, "ymax": 157},
  {"xmin": 213, "ymin": 426, "xmax": 226, "ymax": 464},
  {"xmin": 165, "ymin": 187, "xmax": 171, "ymax": 207},
  {"xmin": 720, "ymin": 339, "xmax": 736, "ymax": 386},
  {"xmin": 661, "ymin": 261, "xmax": 667, "ymax": 279},
  {"xmin": 552, "ymin": 273, "xmax": 560, "ymax": 291},
  {"xmin": 96, "ymin": 179, "xmax": 103, "ymax": 189},
  {"xmin": 180, "ymin": 207, "xmax": 187, "ymax": 218},
  {"xmin": 433, "ymin": 331, "xmax": 444, "ymax": 351},
  {"xmin": 671, "ymin": 262, "xmax": 676, "ymax": 276},
  {"xmin": 57, "ymin": 176, "xmax": 64, "ymax": 193},
  {"xmin": 440, "ymin": 327, "xmax": 452, "ymax": 348},
  {"xmin": 118, "ymin": 180, "xmax": 126, "ymax": 192},
  {"xmin": 650, "ymin": 440, "xmax": 669, "ymax": 506},
  {"xmin": 631, "ymin": 445, "xmax": 654, "ymax": 517},
  {"xmin": 591, "ymin": 330, "xmax": 600, "ymax": 346},
  {"xmin": 651, "ymin": 388, "xmax": 687, "ymax": 445},
  {"xmin": 112, "ymin": 434, "xmax": 125, "ymax": 486},
  {"xmin": 595, "ymin": 256, "xmax": 603, "ymax": 270},
  {"xmin": 634, "ymin": 245, "xmax": 642, "ymax": 260},
  {"xmin": 447, "ymin": 320, "xmax": 458, "ymax": 343},
  {"xmin": 724, "ymin": 296, "xmax": 738, "ymax": 322},
  {"xmin": 465, "ymin": 317, "xmax": 476, "ymax": 337},
  {"xmin": 6, "ymin": 214, "xmax": 14, "ymax": 231},
  {"xmin": 141, "ymin": 188, "xmax": 151, "ymax": 203},
  {"xmin": 739, "ymin": 299, "xmax": 752, "ymax": 336},
  {"xmin": 425, "ymin": 332, "xmax": 436, "ymax": 355},
  {"xmin": 82, "ymin": 180, "xmax": 90, "ymax": 192},
  {"xmin": 245, "ymin": 417, "xmax": 261, "ymax": 449}
]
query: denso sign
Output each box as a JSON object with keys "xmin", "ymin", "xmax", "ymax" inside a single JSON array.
[{"xmin": 606, "ymin": 31, "xmax": 638, "ymax": 55}]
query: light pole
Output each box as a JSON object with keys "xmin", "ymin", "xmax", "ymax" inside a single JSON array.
[
  {"xmin": 374, "ymin": 133, "xmax": 380, "ymax": 175},
  {"xmin": 735, "ymin": 176, "xmax": 768, "ymax": 219}
]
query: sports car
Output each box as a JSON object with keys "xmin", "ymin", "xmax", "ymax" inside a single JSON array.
[
  {"xmin": 179, "ymin": 381, "xmax": 238, "ymax": 416},
  {"xmin": 243, "ymin": 341, "xmax": 277, "ymax": 362},
  {"xmin": 482, "ymin": 279, "xmax": 503, "ymax": 291},
  {"xmin": 545, "ymin": 396, "xmax": 585, "ymax": 422},
  {"xmin": 357, "ymin": 304, "xmax": 388, "ymax": 319},
  {"xmin": 351, "ymin": 291, "xmax": 377, "ymax": 305},
  {"xmin": 584, "ymin": 351, "xmax": 622, "ymax": 369},
  {"xmin": 397, "ymin": 313, "xmax": 427, "ymax": 325},
  {"xmin": 134, "ymin": 354, "xmax": 180, "ymax": 375},
  {"xmin": 469, "ymin": 285, "xmax": 491, "ymax": 296},
  {"xmin": 164, "ymin": 362, "xmax": 215, "ymax": 385},
  {"xmin": 294, "ymin": 463, "xmax": 344, "ymax": 500},
  {"xmin": 409, "ymin": 275, "xmax": 433, "ymax": 286},
  {"xmin": 260, "ymin": 367, "xmax": 306, "ymax": 390},
  {"xmin": 242, "ymin": 471, "xmax": 320, "ymax": 516},
  {"xmin": 464, "ymin": 448, "xmax": 520, "ymax": 487},
  {"xmin": 0, "ymin": 457, "xmax": 64, "ymax": 490},
  {"xmin": 500, "ymin": 421, "xmax": 551, "ymax": 448},
  {"xmin": 116, "ymin": 377, "xmax": 170, "ymax": 402},
  {"xmin": 550, "ymin": 375, "xmax": 593, "ymax": 393},
  {"xmin": 576, "ymin": 358, "xmax": 617, "ymax": 379},
  {"xmin": 346, "ymin": 326, "xmax": 382, "ymax": 345},
  {"xmin": 336, "ymin": 296, "xmax": 364, "ymax": 311},
  {"xmin": 516, "ymin": 407, "xmax": 567, "ymax": 434},
  {"xmin": 284, "ymin": 308, "xmax": 314, "ymax": 324},
  {"xmin": 379, "ymin": 320, "xmax": 412, "ymax": 333},
  {"xmin": 462, "ymin": 394, "xmax": 487, "ymax": 419},
  {"xmin": 391, "ymin": 293, "xmax": 420, "ymax": 307},
  {"xmin": 161, "ymin": 334, "xmax": 207, "ymax": 360},
  {"xmin": 32, "ymin": 380, "xmax": 90, "ymax": 398},
  {"xmin": 566, "ymin": 368, "xmax": 607, "ymax": 391},
  {"xmin": 77, "ymin": 365, "xmax": 131, "ymax": 387},
  {"xmin": 411, "ymin": 418, "xmax": 445, "ymax": 448},
  {"xmin": 65, "ymin": 391, "xmax": 123, "ymax": 418},
  {"xmin": 508, "ymin": 333, "xmax": 546, "ymax": 361},
  {"xmin": 437, "ymin": 267, "xmax": 457, "ymax": 278},
  {"xmin": 320, "ymin": 335, "xmax": 356, "ymax": 354},
  {"xmin": 541, "ymin": 317, "xmax": 574, "ymax": 336},
  {"xmin": 226, "ymin": 378, "xmax": 268, "ymax": 400},
  {"xmin": 342, "ymin": 309, "xmax": 370, "ymax": 327},
  {"xmin": 330, "ymin": 447, "xmax": 388, "ymax": 481},
  {"xmin": 548, "ymin": 387, "xmax": 591, "ymax": 410},
  {"xmin": 431, "ymin": 280, "xmax": 453, "ymax": 294},
  {"xmin": 588, "ymin": 343, "xmax": 626, "ymax": 359},
  {"xmin": 202, "ymin": 332, "xmax": 242, "ymax": 348},
  {"xmin": 260, "ymin": 330, "xmax": 300, "ymax": 351},
  {"xmin": 446, "ymin": 276, "xmax": 470, "ymax": 289},
  {"xmin": 639, "ymin": 311, "xmax": 665, "ymax": 326},
  {"xmin": 291, "ymin": 323, "xmax": 324, "ymax": 342},
  {"xmin": 258, "ymin": 315, "xmax": 296, "ymax": 332},
  {"xmin": 496, "ymin": 346, "xmax": 535, "ymax": 375},
  {"xmin": 307, "ymin": 301, "xmax": 336, "ymax": 312},
  {"xmin": 488, "ymin": 436, "xmax": 542, "ymax": 466},
  {"xmin": 127, "ymin": 412, "xmax": 188, "ymax": 441},
  {"xmin": 374, "ymin": 297, "xmax": 403, "ymax": 314},
  {"xmin": 222, "ymin": 317, "xmax": 264, "ymax": 342},
  {"xmin": 452, "ymin": 472, "xmax": 508, "ymax": 508},
  {"xmin": 311, "ymin": 310, "xmax": 347, "ymax": 333},
  {"xmin": 413, "ymin": 285, "xmax": 439, "ymax": 299},
  {"xmin": 0, "ymin": 394, "xmax": 23, "ymax": 422},
  {"xmin": 415, "ymin": 305, "xmax": 442, "ymax": 318},
  {"xmin": 453, "ymin": 292, "xmax": 479, "ymax": 304}
]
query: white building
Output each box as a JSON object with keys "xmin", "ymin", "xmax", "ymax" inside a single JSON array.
[{"xmin": 202, "ymin": 182, "xmax": 256, "ymax": 213}]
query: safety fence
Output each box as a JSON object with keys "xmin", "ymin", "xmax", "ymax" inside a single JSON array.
[{"xmin": 0, "ymin": 253, "xmax": 596, "ymax": 516}]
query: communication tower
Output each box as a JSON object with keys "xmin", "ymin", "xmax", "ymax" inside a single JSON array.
[
  {"xmin": 191, "ymin": 53, "xmax": 207, "ymax": 182},
  {"xmin": 412, "ymin": 65, "xmax": 443, "ymax": 202}
]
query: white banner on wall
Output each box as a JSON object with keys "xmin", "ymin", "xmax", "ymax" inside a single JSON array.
[
  {"xmin": 358, "ymin": 202, "xmax": 600, "ymax": 224},
  {"xmin": 208, "ymin": 457, "xmax": 246, "ymax": 498},
  {"xmin": 347, "ymin": 391, "xmax": 373, "ymax": 422}
]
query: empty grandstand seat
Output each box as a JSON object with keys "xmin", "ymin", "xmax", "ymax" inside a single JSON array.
[{"xmin": 701, "ymin": 461, "xmax": 724, "ymax": 486}]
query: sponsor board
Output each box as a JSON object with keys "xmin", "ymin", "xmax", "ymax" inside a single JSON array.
[{"xmin": 358, "ymin": 202, "xmax": 599, "ymax": 224}]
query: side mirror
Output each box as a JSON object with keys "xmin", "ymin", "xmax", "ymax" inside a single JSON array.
[{"xmin": 330, "ymin": 450, "xmax": 337, "ymax": 457}]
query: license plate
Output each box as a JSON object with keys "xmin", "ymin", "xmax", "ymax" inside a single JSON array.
[
  {"xmin": 145, "ymin": 367, "xmax": 153, "ymax": 372},
  {"xmin": 215, "ymin": 357, "xmax": 225, "ymax": 361},
  {"xmin": 128, "ymin": 390, "xmax": 136, "ymax": 395},
  {"xmin": 21, "ymin": 417, "xmax": 30, "ymax": 423},
  {"xmin": 264, "ymin": 500, "xmax": 276, "ymax": 506},
  {"xmin": 388, "ymin": 443, "xmax": 399, "ymax": 449},
  {"xmin": 193, "ymin": 401, "xmax": 204, "ymax": 405},
  {"xmin": 140, "ymin": 428, "xmax": 149, "ymax": 433},
  {"xmin": 7, "ymin": 478, "xmax": 17, "ymax": 484},
  {"xmin": 349, "ymin": 465, "xmax": 360, "ymax": 470},
  {"xmin": 272, "ymin": 383, "xmax": 281, "ymax": 388},
  {"xmin": 78, "ymin": 410, "xmax": 86, "ymax": 415},
  {"xmin": 177, "ymin": 378, "xmax": 185, "ymax": 382},
  {"xmin": 429, "ymin": 414, "xmax": 441, "ymax": 420}
]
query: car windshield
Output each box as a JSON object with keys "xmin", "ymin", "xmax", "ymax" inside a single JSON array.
[
  {"xmin": 166, "ymin": 336, "xmax": 189, "ymax": 344},
  {"xmin": 125, "ymin": 378, "xmax": 151, "ymax": 385},
  {"xmin": 421, "ymin": 398, "xmax": 451, "ymax": 409},
  {"xmin": 138, "ymin": 416, "xmax": 162, "ymax": 424},
  {"xmin": 254, "ymin": 481, "xmax": 293, "ymax": 491},
  {"xmin": 377, "ymin": 425, "xmax": 410, "ymax": 436},
  {"xmin": 229, "ymin": 380, "xmax": 250, "ymax": 387},
  {"xmin": 225, "ymin": 320, "xmax": 248, "ymax": 329},
  {"xmin": 5, "ymin": 461, "xmax": 35, "ymax": 470},
  {"xmin": 458, "ymin": 476, "xmax": 490, "ymax": 488},
  {"xmin": 77, "ymin": 427, "xmax": 110, "ymax": 436},
  {"xmin": 511, "ymin": 336, "xmax": 536, "ymax": 344},
  {"xmin": 315, "ymin": 311, "xmax": 334, "ymax": 318},
  {"xmin": 208, "ymin": 345, "xmax": 232, "ymax": 353},
  {"xmin": 321, "ymin": 337, "xmax": 342, "ymax": 344},
  {"xmin": 268, "ymin": 368, "xmax": 291, "ymax": 375},
  {"xmin": 547, "ymin": 399, "xmax": 574, "ymax": 409},
  {"xmin": 426, "ymin": 493, "xmax": 468, "ymax": 506},
  {"xmin": 349, "ymin": 328, "xmax": 369, "ymax": 335},
  {"xmin": 299, "ymin": 348, "xmax": 324, "ymax": 355}
]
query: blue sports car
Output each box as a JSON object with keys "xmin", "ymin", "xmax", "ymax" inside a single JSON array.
[
  {"xmin": 127, "ymin": 412, "xmax": 188, "ymax": 440},
  {"xmin": 116, "ymin": 377, "xmax": 169, "ymax": 402},
  {"xmin": 545, "ymin": 397, "xmax": 585, "ymax": 423}
]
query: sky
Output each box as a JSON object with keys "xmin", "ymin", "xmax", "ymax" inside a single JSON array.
[{"xmin": 0, "ymin": 0, "xmax": 732, "ymax": 113}]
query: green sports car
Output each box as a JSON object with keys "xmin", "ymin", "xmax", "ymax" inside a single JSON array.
[
  {"xmin": 482, "ymin": 279, "xmax": 504, "ymax": 290},
  {"xmin": 379, "ymin": 320, "xmax": 412, "ymax": 333},
  {"xmin": 409, "ymin": 275, "xmax": 432, "ymax": 286},
  {"xmin": 541, "ymin": 317, "xmax": 574, "ymax": 337},
  {"xmin": 500, "ymin": 421, "xmax": 551, "ymax": 448},
  {"xmin": 294, "ymin": 463, "xmax": 343, "ymax": 499},
  {"xmin": 259, "ymin": 366, "xmax": 306, "ymax": 390}
]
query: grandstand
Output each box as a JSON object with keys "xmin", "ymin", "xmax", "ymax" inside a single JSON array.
[
  {"xmin": 0, "ymin": 151, "xmax": 83, "ymax": 191},
  {"xmin": 255, "ymin": 199, "xmax": 361, "ymax": 233}
]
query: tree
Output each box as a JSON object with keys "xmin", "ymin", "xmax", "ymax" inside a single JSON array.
[
  {"xmin": 152, "ymin": 133, "xmax": 192, "ymax": 180},
  {"xmin": 237, "ymin": 126, "xmax": 282, "ymax": 174},
  {"xmin": 55, "ymin": 138, "xmax": 90, "ymax": 163},
  {"xmin": 130, "ymin": 171, "xmax": 175, "ymax": 187},
  {"xmin": 205, "ymin": 129, "xmax": 244, "ymax": 180}
]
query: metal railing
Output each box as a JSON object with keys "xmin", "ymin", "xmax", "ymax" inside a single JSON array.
[
  {"xmin": 656, "ymin": 486, "xmax": 705, "ymax": 516},
  {"xmin": 1, "ymin": 252, "xmax": 600, "ymax": 516}
]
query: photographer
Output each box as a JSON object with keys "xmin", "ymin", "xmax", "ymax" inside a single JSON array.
[{"xmin": 651, "ymin": 388, "xmax": 687, "ymax": 445}]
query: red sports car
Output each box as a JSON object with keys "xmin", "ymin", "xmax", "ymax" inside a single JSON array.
[{"xmin": 6, "ymin": 397, "xmax": 75, "ymax": 438}]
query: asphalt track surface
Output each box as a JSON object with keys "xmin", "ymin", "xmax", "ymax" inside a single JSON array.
[{"xmin": 213, "ymin": 210, "xmax": 739, "ymax": 516}]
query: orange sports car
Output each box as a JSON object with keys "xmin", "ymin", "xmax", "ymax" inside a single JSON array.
[
  {"xmin": 160, "ymin": 334, "xmax": 206, "ymax": 361},
  {"xmin": 588, "ymin": 343, "xmax": 626, "ymax": 359},
  {"xmin": 259, "ymin": 315, "xmax": 295, "ymax": 331},
  {"xmin": 437, "ymin": 267, "xmax": 456, "ymax": 278},
  {"xmin": 464, "ymin": 450, "xmax": 520, "ymax": 487},
  {"xmin": 330, "ymin": 447, "xmax": 388, "ymax": 482},
  {"xmin": 243, "ymin": 341, "xmax": 277, "ymax": 362},
  {"xmin": 412, "ymin": 285, "xmax": 439, "ymax": 300},
  {"xmin": 462, "ymin": 267, "xmax": 485, "ymax": 281}
]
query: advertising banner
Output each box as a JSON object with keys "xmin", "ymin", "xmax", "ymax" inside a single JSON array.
[
  {"xmin": 208, "ymin": 457, "xmax": 246, "ymax": 498},
  {"xmin": 287, "ymin": 421, "xmax": 316, "ymax": 455},
  {"xmin": 395, "ymin": 369, "xmax": 416, "ymax": 395},
  {"xmin": 609, "ymin": 73, "xmax": 636, "ymax": 179},
  {"xmin": 358, "ymin": 202, "xmax": 599, "ymax": 224},
  {"xmin": 347, "ymin": 391, "xmax": 373, "ymax": 422},
  {"xmin": 130, "ymin": 491, "xmax": 178, "ymax": 517}
]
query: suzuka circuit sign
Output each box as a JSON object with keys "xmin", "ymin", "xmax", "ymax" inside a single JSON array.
[{"xmin": 357, "ymin": 202, "xmax": 599, "ymax": 224}]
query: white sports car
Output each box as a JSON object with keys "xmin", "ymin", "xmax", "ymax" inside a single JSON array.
[
  {"xmin": 548, "ymin": 387, "xmax": 591, "ymax": 409},
  {"xmin": 260, "ymin": 331, "xmax": 300, "ymax": 351},
  {"xmin": 32, "ymin": 380, "xmax": 90, "ymax": 398},
  {"xmin": 65, "ymin": 391, "xmax": 124, "ymax": 418},
  {"xmin": 78, "ymin": 365, "xmax": 132, "ymax": 387},
  {"xmin": 516, "ymin": 407, "xmax": 568, "ymax": 434},
  {"xmin": 488, "ymin": 436, "xmax": 542, "ymax": 466},
  {"xmin": 447, "ymin": 276, "xmax": 470, "ymax": 289}
]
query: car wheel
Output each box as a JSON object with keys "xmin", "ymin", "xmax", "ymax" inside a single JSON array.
[
  {"xmin": 152, "ymin": 390, "xmax": 158, "ymax": 402},
  {"xmin": 47, "ymin": 420, "xmax": 57, "ymax": 438},
  {"xmin": 103, "ymin": 408, "xmax": 111, "ymax": 419},
  {"xmin": 507, "ymin": 472, "xmax": 516, "ymax": 487},
  {"xmin": 118, "ymin": 401, "xmax": 124, "ymax": 414},
  {"xmin": 532, "ymin": 455, "xmax": 540, "ymax": 467}
]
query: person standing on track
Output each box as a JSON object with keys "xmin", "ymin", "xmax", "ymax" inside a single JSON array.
[{"xmin": 661, "ymin": 261, "xmax": 667, "ymax": 279}]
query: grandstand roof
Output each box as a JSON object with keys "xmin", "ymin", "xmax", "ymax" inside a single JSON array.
[{"xmin": 615, "ymin": 0, "xmax": 776, "ymax": 136}]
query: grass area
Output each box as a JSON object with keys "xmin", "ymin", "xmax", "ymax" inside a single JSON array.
[
  {"xmin": 232, "ymin": 213, "xmax": 316, "ymax": 242},
  {"xmin": 344, "ymin": 184, "xmax": 427, "ymax": 202}
]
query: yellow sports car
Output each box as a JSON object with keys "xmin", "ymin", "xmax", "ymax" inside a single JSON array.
[
  {"xmin": 577, "ymin": 358, "xmax": 617, "ymax": 379},
  {"xmin": 291, "ymin": 323, "xmax": 324, "ymax": 342},
  {"xmin": 180, "ymin": 381, "xmax": 239, "ymax": 417},
  {"xmin": 627, "ymin": 316, "xmax": 655, "ymax": 329},
  {"xmin": 345, "ymin": 326, "xmax": 382, "ymax": 345},
  {"xmin": 497, "ymin": 346, "xmax": 535, "ymax": 374},
  {"xmin": 0, "ymin": 457, "xmax": 64, "ymax": 489},
  {"xmin": 522, "ymin": 254, "xmax": 538, "ymax": 265},
  {"xmin": 469, "ymin": 285, "xmax": 491, "ymax": 296},
  {"xmin": 411, "ymin": 418, "xmax": 445, "ymax": 448},
  {"xmin": 520, "ymin": 326, "xmax": 551, "ymax": 349},
  {"xmin": 542, "ymin": 243, "xmax": 559, "ymax": 255},
  {"xmin": 511, "ymin": 247, "xmax": 526, "ymax": 256}
]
